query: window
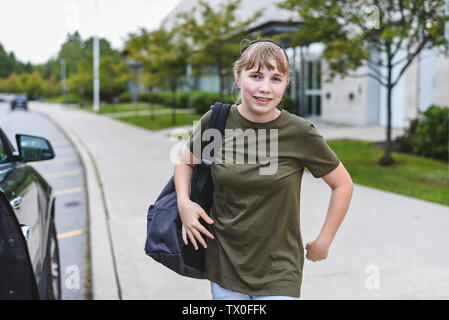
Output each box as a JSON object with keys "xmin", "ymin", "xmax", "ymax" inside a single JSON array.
[
  {"xmin": 304, "ymin": 59, "xmax": 322, "ymax": 116},
  {"xmin": 0, "ymin": 137, "xmax": 8, "ymax": 164}
]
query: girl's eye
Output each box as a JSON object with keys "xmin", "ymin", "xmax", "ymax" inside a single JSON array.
[
  {"xmin": 250, "ymin": 74, "xmax": 260, "ymax": 79},
  {"xmin": 273, "ymin": 77, "xmax": 282, "ymax": 82}
]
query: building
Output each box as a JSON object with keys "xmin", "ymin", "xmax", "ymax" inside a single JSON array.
[{"xmin": 161, "ymin": 0, "xmax": 449, "ymax": 129}]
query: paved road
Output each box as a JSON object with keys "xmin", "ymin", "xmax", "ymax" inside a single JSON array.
[
  {"xmin": 31, "ymin": 101, "xmax": 449, "ymax": 300},
  {"xmin": 1, "ymin": 102, "xmax": 90, "ymax": 300}
]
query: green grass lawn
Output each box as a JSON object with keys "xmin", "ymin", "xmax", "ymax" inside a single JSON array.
[
  {"xmin": 82, "ymin": 103, "xmax": 166, "ymax": 114},
  {"xmin": 117, "ymin": 112, "xmax": 202, "ymax": 131},
  {"xmin": 327, "ymin": 139, "xmax": 449, "ymax": 207}
]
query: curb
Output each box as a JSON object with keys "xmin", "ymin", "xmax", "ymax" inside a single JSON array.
[{"xmin": 32, "ymin": 104, "xmax": 121, "ymax": 300}]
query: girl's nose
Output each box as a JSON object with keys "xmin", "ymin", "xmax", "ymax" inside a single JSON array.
[{"xmin": 259, "ymin": 79, "xmax": 271, "ymax": 93}]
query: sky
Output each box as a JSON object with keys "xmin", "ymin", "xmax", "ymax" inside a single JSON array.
[{"xmin": 0, "ymin": 0, "xmax": 180, "ymax": 65}]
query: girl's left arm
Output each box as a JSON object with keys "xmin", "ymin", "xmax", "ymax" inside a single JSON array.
[{"xmin": 305, "ymin": 162, "xmax": 354, "ymax": 262}]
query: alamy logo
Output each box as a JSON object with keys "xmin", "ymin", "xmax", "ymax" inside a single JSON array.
[{"xmin": 170, "ymin": 121, "xmax": 279, "ymax": 175}]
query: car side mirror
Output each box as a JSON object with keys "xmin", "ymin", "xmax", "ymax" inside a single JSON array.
[{"xmin": 15, "ymin": 134, "xmax": 55, "ymax": 162}]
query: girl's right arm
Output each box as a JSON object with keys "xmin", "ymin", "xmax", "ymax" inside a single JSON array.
[{"xmin": 174, "ymin": 146, "xmax": 215, "ymax": 250}]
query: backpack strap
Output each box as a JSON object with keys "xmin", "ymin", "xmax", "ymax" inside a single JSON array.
[
  {"xmin": 191, "ymin": 102, "xmax": 230, "ymax": 197},
  {"xmin": 200, "ymin": 102, "xmax": 231, "ymax": 166}
]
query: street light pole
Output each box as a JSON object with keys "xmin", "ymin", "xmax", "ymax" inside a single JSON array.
[
  {"xmin": 446, "ymin": 0, "xmax": 449, "ymax": 178},
  {"xmin": 60, "ymin": 59, "xmax": 67, "ymax": 100},
  {"xmin": 93, "ymin": 0, "xmax": 100, "ymax": 112}
]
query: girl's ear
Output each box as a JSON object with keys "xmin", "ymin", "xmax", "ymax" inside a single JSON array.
[{"xmin": 234, "ymin": 70, "xmax": 240, "ymax": 88}]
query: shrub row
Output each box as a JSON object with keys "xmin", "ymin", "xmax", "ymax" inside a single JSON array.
[
  {"xmin": 118, "ymin": 90, "xmax": 235, "ymax": 113},
  {"xmin": 397, "ymin": 105, "xmax": 448, "ymax": 161},
  {"xmin": 54, "ymin": 94, "xmax": 87, "ymax": 105},
  {"xmin": 118, "ymin": 90, "xmax": 297, "ymax": 114}
]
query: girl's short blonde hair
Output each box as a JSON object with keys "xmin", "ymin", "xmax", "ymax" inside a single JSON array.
[{"xmin": 233, "ymin": 39, "xmax": 291, "ymax": 105}]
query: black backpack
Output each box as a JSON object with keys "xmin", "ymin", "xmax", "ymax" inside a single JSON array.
[{"xmin": 144, "ymin": 102, "xmax": 231, "ymax": 278}]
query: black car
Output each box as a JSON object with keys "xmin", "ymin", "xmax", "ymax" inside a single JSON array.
[
  {"xmin": 11, "ymin": 94, "xmax": 28, "ymax": 111},
  {"xmin": 0, "ymin": 128, "xmax": 60, "ymax": 300}
]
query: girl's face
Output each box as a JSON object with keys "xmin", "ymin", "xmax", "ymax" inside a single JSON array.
[{"xmin": 234, "ymin": 59, "xmax": 288, "ymax": 117}]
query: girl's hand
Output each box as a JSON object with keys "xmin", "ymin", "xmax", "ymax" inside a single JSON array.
[
  {"xmin": 178, "ymin": 198, "xmax": 214, "ymax": 250},
  {"xmin": 305, "ymin": 238, "xmax": 330, "ymax": 262}
]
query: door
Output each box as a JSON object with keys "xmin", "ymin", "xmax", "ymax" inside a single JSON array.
[
  {"xmin": 0, "ymin": 136, "xmax": 39, "ymax": 299},
  {"xmin": 0, "ymin": 131, "xmax": 44, "ymax": 289}
]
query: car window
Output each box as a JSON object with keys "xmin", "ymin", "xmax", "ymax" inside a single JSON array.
[{"xmin": 0, "ymin": 137, "xmax": 9, "ymax": 164}]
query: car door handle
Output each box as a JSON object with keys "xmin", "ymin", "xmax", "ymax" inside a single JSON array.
[
  {"xmin": 20, "ymin": 224, "xmax": 32, "ymax": 241},
  {"xmin": 10, "ymin": 196, "xmax": 23, "ymax": 210}
]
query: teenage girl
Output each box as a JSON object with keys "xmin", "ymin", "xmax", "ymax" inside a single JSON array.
[{"xmin": 174, "ymin": 39, "xmax": 353, "ymax": 300}]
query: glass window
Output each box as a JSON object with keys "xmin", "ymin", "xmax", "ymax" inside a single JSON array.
[
  {"xmin": 308, "ymin": 61, "xmax": 313, "ymax": 90},
  {"xmin": 316, "ymin": 95, "xmax": 321, "ymax": 115},
  {"xmin": 317, "ymin": 60, "xmax": 321, "ymax": 90},
  {"xmin": 0, "ymin": 137, "xmax": 9, "ymax": 164},
  {"xmin": 308, "ymin": 95, "xmax": 313, "ymax": 114}
]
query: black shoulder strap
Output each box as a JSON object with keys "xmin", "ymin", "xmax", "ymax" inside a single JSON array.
[
  {"xmin": 208, "ymin": 102, "xmax": 231, "ymax": 134},
  {"xmin": 201, "ymin": 102, "xmax": 231, "ymax": 164}
]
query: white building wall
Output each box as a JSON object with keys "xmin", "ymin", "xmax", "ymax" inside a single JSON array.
[
  {"xmin": 403, "ymin": 57, "xmax": 419, "ymax": 128},
  {"xmin": 321, "ymin": 62, "xmax": 366, "ymax": 126},
  {"xmin": 365, "ymin": 70, "xmax": 381, "ymax": 125},
  {"xmin": 435, "ymin": 50, "xmax": 449, "ymax": 107},
  {"xmin": 418, "ymin": 48, "xmax": 437, "ymax": 112}
]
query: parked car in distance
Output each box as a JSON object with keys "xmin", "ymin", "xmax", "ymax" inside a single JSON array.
[
  {"xmin": 0, "ymin": 93, "xmax": 14, "ymax": 102},
  {"xmin": 0, "ymin": 127, "xmax": 61, "ymax": 300},
  {"xmin": 11, "ymin": 94, "xmax": 28, "ymax": 111}
]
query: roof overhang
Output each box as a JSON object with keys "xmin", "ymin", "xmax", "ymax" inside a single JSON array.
[{"xmin": 247, "ymin": 20, "xmax": 302, "ymax": 39}]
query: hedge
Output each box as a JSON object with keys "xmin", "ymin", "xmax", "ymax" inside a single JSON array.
[
  {"xmin": 118, "ymin": 92, "xmax": 131, "ymax": 103},
  {"xmin": 191, "ymin": 91, "xmax": 235, "ymax": 113},
  {"xmin": 397, "ymin": 105, "xmax": 449, "ymax": 161}
]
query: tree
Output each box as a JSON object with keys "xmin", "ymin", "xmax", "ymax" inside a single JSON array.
[
  {"xmin": 3, "ymin": 73, "xmax": 24, "ymax": 93},
  {"xmin": 25, "ymin": 70, "xmax": 45, "ymax": 99},
  {"xmin": 44, "ymin": 76, "xmax": 60, "ymax": 98},
  {"xmin": 42, "ymin": 32, "xmax": 123, "ymax": 82},
  {"xmin": 124, "ymin": 27, "xmax": 192, "ymax": 124},
  {"xmin": 176, "ymin": 0, "xmax": 262, "ymax": 99},
  {"xmin": 68, "ymin": 52, "xmax": 132, "ymax": 102},
  {"xmin": 279, "ymin": 0, "xmax": 449, "ymax": 165},
  {"xmin": 0, "ymin": 43, "xmax": 32, "ymax": 78}
]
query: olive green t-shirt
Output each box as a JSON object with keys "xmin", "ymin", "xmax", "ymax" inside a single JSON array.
[{"xmin": 187, "ymin": 104, "xmax": 340, "ymax": 297}]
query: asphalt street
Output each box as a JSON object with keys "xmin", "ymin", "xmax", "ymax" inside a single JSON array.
[{"xmin": 0, "ymin": 102, "xmax": 90, "ymax": 300}]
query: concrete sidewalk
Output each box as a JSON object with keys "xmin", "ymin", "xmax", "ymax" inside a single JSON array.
[{"xmin": 31, "ymin": 102, "xmax": 449, "ymax": 300}]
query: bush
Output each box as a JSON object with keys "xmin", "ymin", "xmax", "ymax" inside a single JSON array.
[
  {"xmin": 146, "ymin": 90, "xmax": 234, "ymax": 111},
  {"xmin": 175, "ymin": 91, "xmax": 190, "ymax": 108},
  {"xmin": 398, "ymin": 105, "xmax": 449, "ymax": 161},
  {"xmin": 281, "ymin": 94, "xmax": 296, "ymax": 113},
  {"xmin": 118, "ymin": 92, "xmax": 131, "ymax": 103},
  {"xmin": 191, "ymin": 91, "xmax": 210, "ymax": 113},
  {"xmin": 54, "ymin": 94, "xmax": 85, "ymax": 105},
  {"xmin": 147, "ymin": 91, "xmax": 175, "ymax": 106},
  {"xmin": 191, "ymin": 91, "xmax": 235, "ymax": 114},
  {"xmin": 138, "ymin": 92, "xmax": 149, "ymax": 102},
  {"xmin": 148, "ymin": 92, "xmax": 164, "ymax": 104},
  {"xmin": 396, "ymin": 118, "xmax": 419, "ymax": 154},
  {"xmin": 160, "ymin": 91, "xmax": 175, "ymax": 107}
]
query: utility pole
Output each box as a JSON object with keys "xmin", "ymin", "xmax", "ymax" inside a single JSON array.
[
  {"xmin": 93, "ymin": 0, "xmax": 100, "ymax": 112},
  {"xmin": 444, "ymin": 0, "xmax": 449, "ymax": 177},
  {"xmin": 446, "ymin": 0, "xmax": 449, "ymax": 41},
  {"xmin": 60, "ymin": 59, "xmax": 67, "ymax": 99}
]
